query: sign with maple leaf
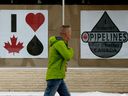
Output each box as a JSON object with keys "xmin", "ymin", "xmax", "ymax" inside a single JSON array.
[
  {"xmin": 0, "ymin": 10, "xmax": 48, "ymax": 58},
  {"xmin": 4, "ymin": 35, "xmax": 24, "ymax": 55}
]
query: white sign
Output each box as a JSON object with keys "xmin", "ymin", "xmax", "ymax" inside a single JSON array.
[
  {"xmin": 0, "ymin": 10, "xmax": 48, "ymax": 58},
  {"xmin": 81, "ymin": 11, "xmax": 128, "ymax": 59}
]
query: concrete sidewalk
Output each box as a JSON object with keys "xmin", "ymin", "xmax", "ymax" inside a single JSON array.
[
  {"xmin": 0, "ymin": 92, "xmax": 127, "ymax": 96},
  {"xmin": 0, "ymin": 92, "xmax": 81, "ymax": 96}
]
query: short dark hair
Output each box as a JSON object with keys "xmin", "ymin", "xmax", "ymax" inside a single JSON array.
[
  {"xmin": 60, "ymin": 25, "xmax": 71, "ymax": 34},
  {"xmin": 61, "ymin": 25, "xmax": 71, "ymax": 28}
]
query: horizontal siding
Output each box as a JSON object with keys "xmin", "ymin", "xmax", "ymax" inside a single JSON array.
[{"xmin": 0, "ymin": 68, "xmax": 127, "ymax": 92}]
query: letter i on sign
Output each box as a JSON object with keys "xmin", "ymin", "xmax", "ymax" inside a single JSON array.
[{"xmin": 11, "ymin": 14, "xmax": 17, "ymax": 32}]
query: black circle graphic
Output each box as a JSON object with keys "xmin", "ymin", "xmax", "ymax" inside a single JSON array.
[{"xmin": 88, "ymin": 11, "xmax": 123, "ymax": 58}]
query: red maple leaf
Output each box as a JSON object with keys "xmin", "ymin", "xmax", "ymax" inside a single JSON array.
[{"xmin": 4, "ymin": 35, "xmax": 24, "ymax": 55}]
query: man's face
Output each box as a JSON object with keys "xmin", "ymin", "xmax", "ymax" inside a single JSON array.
[{"xmin": 65, "ymin": 28, "xmax": 72, "ymax": 42}]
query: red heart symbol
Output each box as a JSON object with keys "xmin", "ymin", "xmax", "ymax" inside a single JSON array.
[{"xmin": 26, "ymin": 13, "xmax": 45, "ymax": 32}]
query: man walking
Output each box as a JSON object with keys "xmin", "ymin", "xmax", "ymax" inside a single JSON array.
[{"xmin": 44, "ymin": 25, "xmax": 74, "ymax": 96}]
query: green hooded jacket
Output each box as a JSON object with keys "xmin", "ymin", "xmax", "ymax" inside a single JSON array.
[{"xmin": 46, "ymin": 36, "xmax": 74, "ymax": 80}]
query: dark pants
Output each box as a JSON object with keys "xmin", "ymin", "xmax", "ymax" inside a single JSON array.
[{"xmin": 44, "ymin": 79, "xmax": 70, "ymax": 96}]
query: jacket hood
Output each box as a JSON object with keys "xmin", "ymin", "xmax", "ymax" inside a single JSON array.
[{"xmin": 49, "ymin": 36, "xmax": 63, "ymax": 46}]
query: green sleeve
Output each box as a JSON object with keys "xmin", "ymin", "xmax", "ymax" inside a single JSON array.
[{"xmin": 54, "ymin": 41, "xmax": 74, "ymax": 61}]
